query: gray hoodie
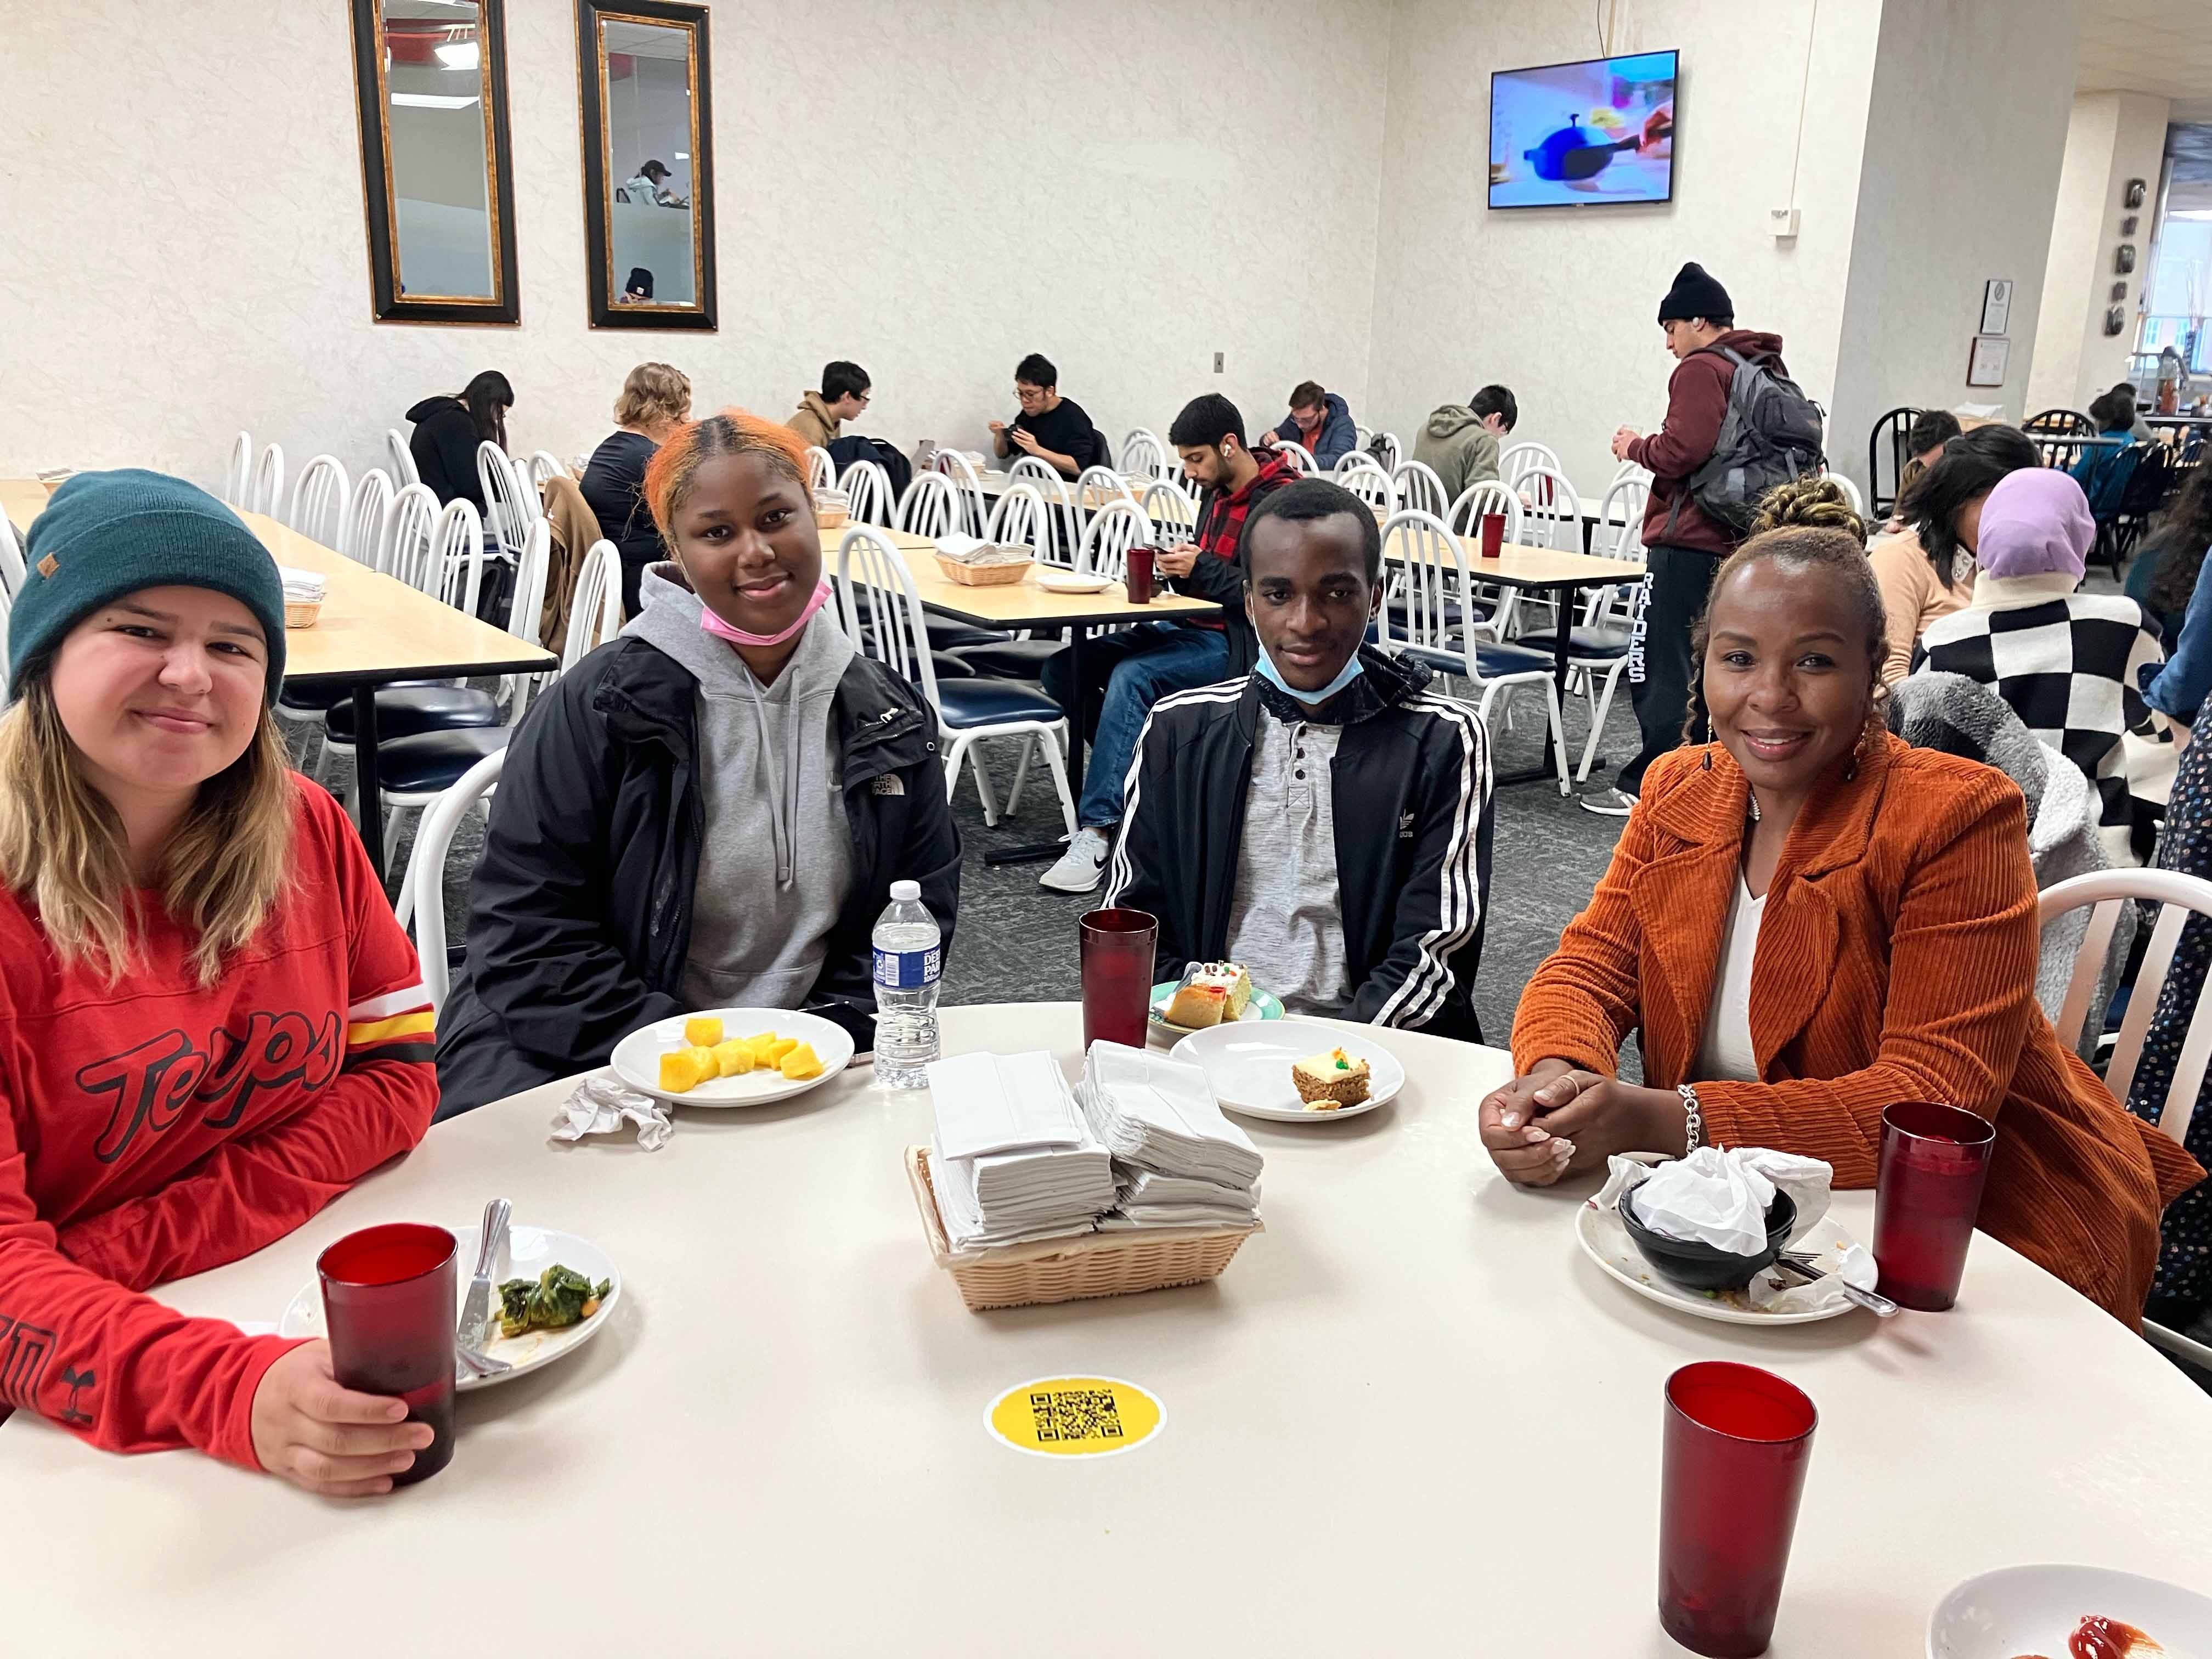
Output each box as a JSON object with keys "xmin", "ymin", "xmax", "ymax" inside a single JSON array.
[
  {"xmin": 1411, "ymin": 405, "xmax": 1503, "ymax": 505},
  {"xmin": 627, "ymin": 563, "xmax": 860, "ymax": 1010}
]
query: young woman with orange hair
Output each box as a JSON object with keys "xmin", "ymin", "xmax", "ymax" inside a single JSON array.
[{"xmin": 434, "ymin": 410, "xmax": 961, "ymax": 1115}]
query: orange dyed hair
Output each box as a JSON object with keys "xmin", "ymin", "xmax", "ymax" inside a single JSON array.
[{"xmin": 641, "ymin": 406, "xmax": 811, "ymax": 538}]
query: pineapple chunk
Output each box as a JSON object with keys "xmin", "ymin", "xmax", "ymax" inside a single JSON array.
[
  {"xmin": 710, "ymin": 1039, "xmax": 754, "ymax": 1077},
  {"xmin": 684, "ymin": 1015, "xmax": 724, "ymax": 1047},
  {"xmin": 658, "ymin": 1048, "xmax": 708, "ymax": 1093},
  {"xmin": 743, "ymin": 1031, "xmax": 779, "ymax": 1062},
  {"xmin": 765, "ymin": 1036, "xmax": 799, "ymax": 1063},
  {"xmin": 778, "ymin": 1042, "xmax": 823, "ymax": 1080}
]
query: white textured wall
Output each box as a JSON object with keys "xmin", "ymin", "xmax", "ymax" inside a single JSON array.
[
  {"xmin": 1829, "ymin": 0, "xmax": 2080, "ymax": 485},
  {"xmin": 2025, "ymin": 91, "xmax": 2172, "ymax": 416},
  {"xmin": 1365, "ymin": 0, "xmax": 1885, "ymax": 497},
  {"xmin": 0, "ymin": 0, "xmax": 1393, "ymax": 492}
]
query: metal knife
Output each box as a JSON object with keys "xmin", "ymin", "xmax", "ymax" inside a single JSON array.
[
  {"xmin": 456, "ymin": 1197, "xmax": 512, "ymax": 1351},
  {"xmin": 1773, "ymin": 1251, "xmax": 1898, "ymax": 1317}
]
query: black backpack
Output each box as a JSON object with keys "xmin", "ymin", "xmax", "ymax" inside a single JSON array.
[{"xmin": 1667, "ymin": 346, "xmax": 1827, "ymax": 538}]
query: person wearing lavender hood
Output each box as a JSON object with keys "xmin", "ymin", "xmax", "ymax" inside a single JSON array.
[{"xmin": 1916, "ymin": 466, "xmax": 2175, "ymax": 866}]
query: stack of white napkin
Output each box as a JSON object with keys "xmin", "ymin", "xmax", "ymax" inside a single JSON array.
[
  {"xmin": 928, "ymin": 1052, "xmax": 1116, "ymax": 1252},
  {"xmin": 276, "ymin": 564, "xmax": 328, "ymax": 605},
  {"xmin": 1077, "ymin": 1042, "xmax": 1262, "ymax": 1229}
]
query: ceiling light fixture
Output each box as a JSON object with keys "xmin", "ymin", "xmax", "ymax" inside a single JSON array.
[
  {"xmin": 435, "ymin": 40, "xmax": 480, "ymax": 71},
  {"xmin": 392, "ymin": 92, "xmax": 481, "ymax": 109}
]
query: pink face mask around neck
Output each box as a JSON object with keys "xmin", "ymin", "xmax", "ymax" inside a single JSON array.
[{"xmin": 698, "ymin": 578, "xmax": 833, "ymax": 648}]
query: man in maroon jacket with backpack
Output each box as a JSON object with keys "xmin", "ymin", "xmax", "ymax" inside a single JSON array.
[{"xmin": 1588, "ymin": 262, "xmax": 1792, "ymax": 814}]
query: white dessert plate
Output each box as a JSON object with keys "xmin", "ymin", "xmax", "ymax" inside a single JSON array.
[
  {"xmin": 280, "ymin": 1224, "xmax": 620, "ymax": 1393},
  {"xmin": 1926, "ymin": 1563, "xmax": 2212, "ymax": 1658},
  {"xmin": 1034, "ymin": 569, "xmax": 1113, "ymax": 594},
  {"xmin": 611, "ymin": 1007, "xmax": 854, "ymax": 1107},
  {"xmin": 1168, "ymin": 1019, "xmax": 1403, "ymax": 1122}
]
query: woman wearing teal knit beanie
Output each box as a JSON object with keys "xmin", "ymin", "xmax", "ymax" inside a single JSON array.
[{"xmin": 0, "ymin": 469, "xmax": 443, "ymax": 1494}]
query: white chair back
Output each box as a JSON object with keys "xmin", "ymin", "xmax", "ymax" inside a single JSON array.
[
  {"xmin": 1354, "ymin": 422, "xmax": 1374, "ymax": 451},
  {"xmin": 249, "ymin": 443, "xmax": 285, "ymax": 518},
  {"xmin": 1138, "ymin": 479, "xmax": 1199, "ymax": 541},
  {"xmin": 1392, "ymin": 458, "xmax": 1449, "ymax": 518},
  {"xmin": 896, "ymin": 470, "xmax": 961, "ymax": 538},
  {"xmin": 1821, "ymin": 469, "xmax": 1867, "ymax": 518},
  {"xmin": 985, "ymin": 482, "xmax": 1062, "ymax": 567},
  {"xmin": 342, "ymin": 468, "xmax": 396, "ymax": 567},
  {"xmin": 835, "ymin": 526, "xmax": 941, "ymax": 708},
  {"xmin": 1502, "ymin": 441, "xmax": 1565, "ymax": 487},
  {"xmin": 1446, "ymin": 480, "xmax": 1525, "ymax": 544},
  {"xmin": 1335, "ymin": 454, "xmax": 1395, "ymax": 512},
  {"xmin": 1120, "ymin": 428, "xmax": 1167, "ymax": 478},
  {"xmin": 1376, "ymin": 509, "xmax": 1473, "ymax": 673},
  {"xmin": 933, "ymin": 448, "xmax": 987, "ymax": 534},
  {"xmin": 0, "ymin": 514, "xmax": 25, "ymax": 599},
  {"xmin": 476, "ymin": 442, "xmax": 537, "ymax": 555},
  {"xmin": 1593, "ymin": 476, "xmax": 1650, "ymax": 563},
  {"xmin": 387, "ymin": 427, "xmax": 420, "ymax": 487},
  {"xmin": 1373, "ymin": 431, "xmax": 1402, "ymax": 473},
  {"xmin": 509, "ymin": 518, "xmax": 551, "ymax": 644},
  {"xmin": 1516, "ymin": 463, "xmax": 1578, "ymax": 550},
  {"xmin": 1075, "ymin": 464, "xmax": 1137, "ymax": 508},
  {"xmin": 563, "ymin": 540, "xmax": 625, "ymax": 671},
  {"xmin": 805, "ymin": 445, "xmax": 836, "ymax": 495},
  {"xmin": 1079, "ymin": 499, "xmax": 1153, "ymax": 582},
  {"xmin": 842, "ymin": 458, "xmax": 894, "ymax": 526},
  {"xmin": 428, "ymin": 496, "xmax": 487, "ymax": 613},
  {"xmin": 1007, "ymin": 455, "xmax": 1062, "ymax": 489},
  {"xmin": 287, "ymin": 455, "xmax": 350, "ymax": 549},
  {"xmin": 382, "ymin": 484, "xmax": 444, "ymax": 596},
  {"xmin": 404, "ymin": 747, "xmax": 506, "ymax": 1011},
  {"xmin": 227, "ymin": 431, "xmax": 252, "ymax": 505},
  {"xmin": 1610, "ymin": 458, "xmax": 1654, "ymax": 490},
  {"xmin": 527, "ymin": 451, "xmax": 568, "ymax": 493},
  {"xmin": 1276, "ymin": 441, "xmax": 1318, "ymax": 476}
]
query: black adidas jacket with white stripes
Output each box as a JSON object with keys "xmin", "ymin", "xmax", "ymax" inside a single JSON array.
[{"xmin": 1104, "ymin": 647, "xmax": 1495, "ymax": 1041}]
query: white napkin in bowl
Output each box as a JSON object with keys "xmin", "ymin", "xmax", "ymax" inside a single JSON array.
[{"xmin": 1596, "ymin": 1146, "xmax": 1836, "ymax": 1255}]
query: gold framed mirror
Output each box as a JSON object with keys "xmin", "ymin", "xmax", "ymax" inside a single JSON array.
[
  {"xmin": 349, "ymin": 0, "xmax": 521, "ymax": 325},
  {"xmin": 576, "ymin": 0, "xmax": 717, "ymax": 330}
]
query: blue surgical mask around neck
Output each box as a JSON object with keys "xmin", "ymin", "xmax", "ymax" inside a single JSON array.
[{"xmin": 1255, "ymin": 643, "xmax": 1364, "ymax": 706}]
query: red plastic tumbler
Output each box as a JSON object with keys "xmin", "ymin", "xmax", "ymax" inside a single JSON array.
[
  {"xmin": 1658, "ymin": 1361, "xmax": 1818, "ymax": 1657},
  {"xmin": 1872, "ymin": 1101, "xmax": 1996, "ymax": 1311},
  {"xmin": 1079, "ymin": 907, "xmax": 1157, "ymax": 1050},
  {"xmin": 1125, "ymin": 544, "xmax": 1156, "ymax": 605},
  {"xmin": 1480, "ymin": 511, "xmax": 1506, "ymax": 558},
  {"xmin": 318, "ymin": 1223, "xmax": 459, "ymax": 1486}
]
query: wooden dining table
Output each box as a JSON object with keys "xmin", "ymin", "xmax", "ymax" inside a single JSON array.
[{"xmin": 3, "ymin": 479, "xmax": 557, "ymax": 873}]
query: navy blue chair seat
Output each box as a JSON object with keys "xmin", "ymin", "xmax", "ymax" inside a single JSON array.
[
  {"xmin": 935, "ymin": 676, "xmax": 1066, "ymax": 730},
  {"xmin": 944, "ymin": 638, "xmax": 1060, "ymax": 680},
  {"xmin": 372, "ymin": 727, "xmax": 511, "ymax": 795},
  {"xmin": 1475, "ymin": 640, "xmax": 1555, "ymax": 678},
  {"xmin": 1566, "ymin": 627, "xmax": 1632, "ymax": 659},
  {"xmin": 325, "ymin": 687, "xmax": 500, "ymax": 743}
]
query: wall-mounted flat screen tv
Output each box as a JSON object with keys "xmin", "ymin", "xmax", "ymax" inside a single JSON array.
[{"xmin": 1489, "ymin": 50, "xmax": 1677, "ymax": 208}]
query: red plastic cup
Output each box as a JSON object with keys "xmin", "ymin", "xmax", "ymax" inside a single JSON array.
[
  {"xmin": 1480, "ymin": 511, "xmax": 1506, "ymax": 558},
  {"xmin": 318, "ymin": 1223, "xmax": 459, "ymax": 1486},
  {"xmin": 1125, "ymin": 544, "xmax": 1155, "ymax": 605},
  {"xmin": 1658, "ymin": 1362, "xmax": 1818, "ymax": 1657},
  {"xmin": 1872, "ymin": 1101, "xmax": 1996, "ymax": 1311},
  {"xmin": 1079, "ymin": 907, "xmax": 1156, "ymax": 1051}
]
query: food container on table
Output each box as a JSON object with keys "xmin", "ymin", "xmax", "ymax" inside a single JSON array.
[
  {"xmin": 278, "ymin": 565, "xmax": 328, "ymax": 630},
  {"xmin": 906, "ymin": 1146, "xmax": 1260, "ymax": 1312},
  {"xmin": 814, "ymin": 486, "xmax": 850, "ymax": 529},
  {"xmin": 1620, "ymin": 1184, "xmax": 1797, "ymax": 1292},
  {"xmin": 932, "ymin": 544, "xmax": 1034, "ymax": 586}
]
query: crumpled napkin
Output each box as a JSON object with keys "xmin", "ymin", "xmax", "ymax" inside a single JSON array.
[
  {"xmin": 550, "ymin": 1071, "xmax": 672, "ymax": 1151},
  {"xmin": 1596, "ymin": 1146, "xmax": 1834, "ymax": 1253}
]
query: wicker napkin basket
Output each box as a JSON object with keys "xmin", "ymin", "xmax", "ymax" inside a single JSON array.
[
  {"xmin": 906, "ymin": 1146, "xmax": 1260, "ymax": 1312},
  {"xmin": 932, "ymin": 550, "xmax": 1032, "ymax": 587}
]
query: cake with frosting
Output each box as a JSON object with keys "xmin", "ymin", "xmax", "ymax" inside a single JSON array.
[
  {"xmin": 1292, "ymin": 1047, "xmax": 1371, "ymax": 1108},
  {"xmin": 1161, "ymin": 962, "xmax": 1252, "ymax": 1028}
]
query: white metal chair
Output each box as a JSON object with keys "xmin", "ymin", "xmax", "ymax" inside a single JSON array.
[
  {"xmin": 836, "ymin": 524, "xmax": 1077, "ymax": 834},
  {"xmin": 398, "ymin": 747, "xmax": 506, "ymax": 995},
  {"xmin": 387, "ymin": 427, "xmax": 420, "ymax": 487},
  {"xmin": 563, "ymin": 540, "xmax": 625, "ymax": 672},
  {"xmin": 249, "ymin": 443, "xmax": 285, "ymax": 518},
  {"xmin": 1610, "ymin": 458, "xmax": 1654, "ymax": 490},
  {"xmin": 0, "ymin": 512, "xmax": 25, "ymax": 599},
  {"xmin": 896, "ymin": 470, "xmax": 961, "ymax": 538},
  {"xmin": 933, "ymin": 448, "xmax": 988, "ymax": 535},
  {"xmin": 2040, "ymin": 868, "xmax": 2212, "ymax": 1369},
  {"xmin": 1274, "ymin": 441, "xmax": 1318, "ymax": 476},
  {"xmin": 1502, "ymin": 441, "xmax": 1565, "ymax": 488},
  {"xmin": 1138, "ymin": 478, "xmax": 1198, "ymax": 543},
  {"xmin": 986, "ymin": 481, "xmax": 1063, "ymax": 567},
  {"xmin": 1514, "ymin": 462, "xmax": 1579, "ymax": 550},
  {"xmin": 1007, "ymin": 455, "xmax": 1063, "ymax": 490},
  {"xmin": 226, "ymin": 431, "xmax": 253, "ymax": 505},
  {"xmin": 842, "ymin": 458, "xmax": 894, "ymax": 527},
  {"xmin": 1119, "ymin": 428, "xmax": 1167, "ymax": 479},
  {"xmin": 1336, "ymin": 453, "xmax": 1395, "ymax": 515},
  {"xmin": 287, "ymin": 455, "xmax": 350, "ymax": 549},
  {"xmin": 1376, "ymin": 509, "xmax": 1570, "ymax": 794},
  {"xmin": 1075, "ymin": 463, "xmax": 1138, "ymax": 510},
  {"xmin": 1438, "ymin": 482, "xmax": 1525, "ymax": 643},
  {"xmin": 1373, "ymin": 431, "xmax": 1402, "ymax": 473},
  {"xmin": 341, "ymin": 468, "xmax": 394, "ymax": 567},
  {"xmin": 1078, "ymin": 498, "xmax": 1153, "ymax": 582},
  {"xmin": 476, "ymin": 442, "xmax": 538, "ymax": 560},
  {"xmin": 1354, "ymin": 422, "xmax": 1374, "ymax": 452},
  {"xmin": 1392, "ymin": 458, "xmax": 1449, "ymax": 519},
  {"xmin": 1821, "ymin": 469, "xmax": 1867, "ymax": 518},
  {"xmin": 806, "ymin": 445, "xmax": 837, "ymax": 496},
  {"xmin": 1570, "ymin": 477, "xmax": 1652, "ymax": 782},
  {"xmin": 527, "ymin": 450, "xmax": 569, "ymax": 492}
]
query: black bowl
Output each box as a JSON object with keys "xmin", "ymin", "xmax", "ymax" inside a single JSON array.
[{"xmin": 1618, "ymin": 1184, "xmax": 1797, "ymax": 1293}]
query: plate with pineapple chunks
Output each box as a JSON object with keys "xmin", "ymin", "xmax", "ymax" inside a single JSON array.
[{"xmin": 611, "ymin": 1007, "xmax": 856, "ymax": 1107}]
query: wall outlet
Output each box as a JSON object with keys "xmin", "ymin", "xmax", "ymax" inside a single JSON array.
[
  {"xmin": 1213, "ymin": 351, "xmax": 1224, "ymax": 373},
  {"xmin": 1768, "ymin": 206, "xmax": 1801, "ymax": 240}
]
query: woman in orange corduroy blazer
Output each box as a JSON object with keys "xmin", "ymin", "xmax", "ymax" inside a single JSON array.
[{"xmin": 1491, "ymin": 481, "xmax": 2202, "ymax": 1324}]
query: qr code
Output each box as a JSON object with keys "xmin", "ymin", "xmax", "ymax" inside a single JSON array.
[{"xmin": 1030, "ymin": 1387, "xmax": 1123, "ymax": 1443}]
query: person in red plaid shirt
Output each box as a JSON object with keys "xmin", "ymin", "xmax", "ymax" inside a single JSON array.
[{"xmin": 1039, "ymin": 394, "xmax": 1297, "ymax": 892}]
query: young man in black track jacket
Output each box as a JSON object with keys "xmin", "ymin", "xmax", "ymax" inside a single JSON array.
[{"xmin": 1105, "ymin": 478, "xmax": 1496, "ymax": 1041}]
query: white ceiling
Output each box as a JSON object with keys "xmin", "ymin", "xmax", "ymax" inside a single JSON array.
[{"xmin": 2077, "ymin": 0, "xmax": 2212, "ymax": 100}]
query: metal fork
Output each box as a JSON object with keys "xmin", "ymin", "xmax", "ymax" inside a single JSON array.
[{"xmin": 1773, "ymin": 1252, "xmax": 1898, "ymax": 1317}]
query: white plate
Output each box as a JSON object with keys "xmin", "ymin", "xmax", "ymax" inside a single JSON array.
[
  {"xmin": 1575, "ymin": 1167, "xmax": 1867, "ymax": 1326},
  {"xmin": 279, "ymin": 1224, "xmax": 620, "ymax": 1393},
  {"xmin": 611, "ymin": 1006, "xmax": 855, "ymax": 1107},
  {"xmin": 1927, "ymin": 1564, "xmax": 2212, "ymax": 1658},
  {"xmin": 1035, "ymin": 569, "xmax": 1113, "ymax": 594},
  {"xmin": 1168, "ymin": 1019, "xmax": 1405, "ymax": 1122}
]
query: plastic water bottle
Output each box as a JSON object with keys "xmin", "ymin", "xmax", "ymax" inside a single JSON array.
[{"xmin": 872, "ymin": 879, "xmax": 941, "ymax": 1088}]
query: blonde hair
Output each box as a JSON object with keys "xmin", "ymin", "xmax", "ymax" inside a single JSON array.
[
  {"xmin": 614, "ymin": 362, "xmax": 692, "ymax": 430},
  {"xmin": 0, "ymin": 672, "xmax": 297, "ymax": 986}
]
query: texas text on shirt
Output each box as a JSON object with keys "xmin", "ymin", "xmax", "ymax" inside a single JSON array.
[{"xmin": 0, "ymin": 782, "xmax": 437, "ymax": 1462}]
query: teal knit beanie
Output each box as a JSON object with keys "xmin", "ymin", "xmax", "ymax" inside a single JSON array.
[{"xmin": 10, "ymin": 469, "xmax": 288, "ymax": 702}]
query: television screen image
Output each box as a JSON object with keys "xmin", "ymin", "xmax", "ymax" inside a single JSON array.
[{"xmin": 1488, "ymin": 50, "xmax": 1677, "ymax": 209}]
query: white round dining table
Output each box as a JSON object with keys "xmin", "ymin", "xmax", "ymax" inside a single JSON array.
[{"xmin": 4, "ymin": 1004, "xmax": 2209, "ymax": 1656}]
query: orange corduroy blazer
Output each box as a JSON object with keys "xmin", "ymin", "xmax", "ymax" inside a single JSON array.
[{"xmin": 1513, "ymin": 735, "xmax": 2203, "ymax": 1324}]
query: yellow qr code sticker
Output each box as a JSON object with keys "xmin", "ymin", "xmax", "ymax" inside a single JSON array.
[{"xmin": 987, "ymin": 1375, "xmax": 1164, "ymax": 1458}]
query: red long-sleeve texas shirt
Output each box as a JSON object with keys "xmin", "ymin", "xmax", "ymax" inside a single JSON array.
[{"xmin": 0, "ymin": 781, "xmax": 437, "ymax": 1466}]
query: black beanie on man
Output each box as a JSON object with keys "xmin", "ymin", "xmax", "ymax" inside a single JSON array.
[{"xmin": 1657, "ymin": 262, "xmax": 1733, "ymax": 325}]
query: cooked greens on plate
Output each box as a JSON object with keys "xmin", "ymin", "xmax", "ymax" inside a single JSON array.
[{"xmin": 496, "ymin": 1263, "xmax": 613, "ymax": 1339}]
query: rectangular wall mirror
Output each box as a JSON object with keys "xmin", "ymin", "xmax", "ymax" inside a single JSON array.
[
  {"xmin": 577, "ymin": 0, "xmax": 716, "ymax": 330},
  {"xmin": 349, "ymin": 0, "xmax": 521, "ymax": 324}
]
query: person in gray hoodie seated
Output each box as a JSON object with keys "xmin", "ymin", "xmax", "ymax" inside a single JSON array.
[
  {"xmin": 1412, "ymin": 384, "xmax": 1516, "ymax": 504},
  {"xmin": 433, "ymin": 409, "xmax": 960, "ymax": 1118},
  {"xmin": 1257, "ymin": 381, "xmax": 1359, "ymax": 470}
]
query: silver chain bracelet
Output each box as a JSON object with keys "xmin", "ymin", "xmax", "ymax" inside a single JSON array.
[{"xmin": 1677, "ymin": 1083, "xmax": 1705, "ymax": 1153}]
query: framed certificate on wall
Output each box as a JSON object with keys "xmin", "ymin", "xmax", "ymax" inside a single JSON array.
[
  {"xmin": 1967, "ymin": 335, "xmax": 2010, "ymax": 387},
  {"xmin": 1981, "ymin": 278, "xmax": 2012, "ymax": 336}
]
